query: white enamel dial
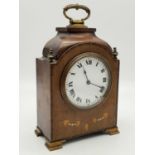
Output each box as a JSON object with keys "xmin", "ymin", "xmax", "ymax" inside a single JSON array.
[{"xmin": 64, "ymin": 54, "xmax": 111, "ymax": 109}]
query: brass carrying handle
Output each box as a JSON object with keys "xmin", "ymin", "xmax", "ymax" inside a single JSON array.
[{"xmin": 63, "ymin": 4, "xmax": 90, "ymax": 24}]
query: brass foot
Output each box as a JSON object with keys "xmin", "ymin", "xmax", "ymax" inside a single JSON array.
[
  {"xmin": 45, "ymin": 140, "xmax": 66, "ymax": 151},
  {"xmin": 104, "ymin": 126, "xmax": 120, "ymax": 135},
  {"xmin": 35, "ymin": 127, "xmax": 43, "ymax": 137}
]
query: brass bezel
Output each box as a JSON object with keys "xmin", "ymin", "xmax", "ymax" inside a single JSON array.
[{"xmin": 60, "ymin": 52, "xmax": 112, "ymax": 110}]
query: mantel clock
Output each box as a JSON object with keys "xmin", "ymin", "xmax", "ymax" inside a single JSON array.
[{"xmin": 35, "ymin": 4, "xmax": 120, "ymax": 151}]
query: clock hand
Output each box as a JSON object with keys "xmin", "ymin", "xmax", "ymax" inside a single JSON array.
[
  {"xmin": 89, "ymin": 82, "xmax": 105, "ymax": 92},
  {"xmin": 90, "ymin": 82, "xmax": 102, "ymax": 88},
  {"xmin": 82, "ymin": 66, "xmax": 91, "ymax": 85}
]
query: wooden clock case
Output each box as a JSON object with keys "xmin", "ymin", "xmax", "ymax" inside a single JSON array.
[{"xmin": 35, "ymin": 4, "xmax": 119, "ymax": 151}]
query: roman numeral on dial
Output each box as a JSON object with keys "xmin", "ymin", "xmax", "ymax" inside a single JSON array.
[
  {"xmin": 86, "ymin": 59, "xmax": 92, "ymax": 65},
  {"xmin": 86, "ymin": 99, "xmax": 90, "ymax": 104},
  {"xmin": 69, "ymin": 89, "xmax": 75, "ymax": 97},
  {"xmin": 77, "ymin": 63, "xmax": 82, "ymax": 68},
  {"xmin": 95, "ymin": 96, "xmax": 98, "ymax": 99},
  {"xmin": 76, "ymin": 97, "xmax": 82, "ymax": 103},
  {"xmin": 101, "ymin": 69, "xmax": 105, "ymax": 73},
  {"xmin": 70, "ymin": 73, "xmax": 75, "ymax": 75},
  {"xmin": 68, "ymin": 81, "xmax": 73, "ymax": 87},
  {"xmin": 103, "ymin": 77, "xmax": 106, "ymax": 82},
  {"xmin": 100, "ymin": 87, "xmax": 105, "ymax": 93}
]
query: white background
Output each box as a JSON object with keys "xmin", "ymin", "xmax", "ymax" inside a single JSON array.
[
  {"xmin": 19, "ymin": 0, "xmax": 134, "ymax": 155},
  {"xmin": 2, "ymin": 0, "xmax": 155, "ymax": 155}
]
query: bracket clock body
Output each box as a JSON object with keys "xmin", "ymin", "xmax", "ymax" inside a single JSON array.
[{"xmin": 35, "ymin": 4, "xmax": 120, "ymax": 151}]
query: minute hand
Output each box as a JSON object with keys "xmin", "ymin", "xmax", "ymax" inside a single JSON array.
[{"xmin": 90, "ymin": 82, "xmax": 103, "ymax": 89}]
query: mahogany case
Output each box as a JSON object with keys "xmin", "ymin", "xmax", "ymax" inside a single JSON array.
[{"xmin": 35, "ymin": 27, "xmax": 119, "ymax": 150}]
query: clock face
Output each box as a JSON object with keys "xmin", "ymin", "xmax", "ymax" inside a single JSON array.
[{"xmin": 63, "ymin": 53, "xmax": 111, "ymax": 109}]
